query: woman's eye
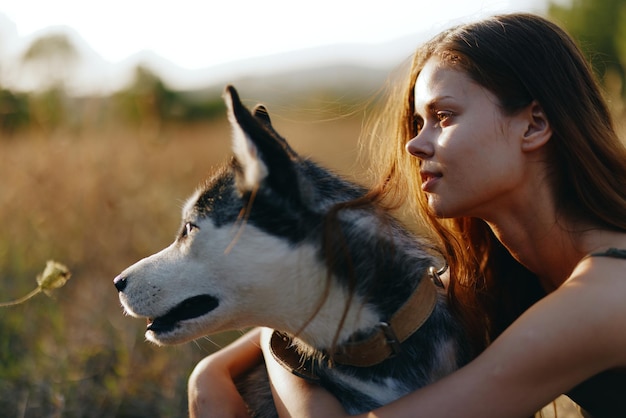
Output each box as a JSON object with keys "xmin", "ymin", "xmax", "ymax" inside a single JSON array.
[
  {"xmin": 181, "ymin": 222, "xmax": 197, "ymax": 238},
  {"xmin": 436, "ymin": 111, "xmax": 453, "ymax": 122}
]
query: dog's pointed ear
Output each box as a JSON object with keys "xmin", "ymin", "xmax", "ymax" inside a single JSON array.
[{"xmin": 223, "ymin": 85, "xmax": 299, "ymax": 196}]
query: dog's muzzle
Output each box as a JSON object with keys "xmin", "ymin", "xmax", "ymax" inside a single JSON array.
[{"xmin": 114, "ymin": 274, "xmax": 220, "ymax": 335}]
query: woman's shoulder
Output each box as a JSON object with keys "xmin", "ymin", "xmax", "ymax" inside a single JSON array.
[
  {"xmin": 563, "ymin": 249, "xmax": 626, "ymax": 415},
  {"xmin": 556, "ymin": 248, "xmax": 626, "ymax": 365}
]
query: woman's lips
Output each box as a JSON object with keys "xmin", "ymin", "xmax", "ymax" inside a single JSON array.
[{"xmin": 420, "ymin": 171, "xmax": 442, "ymax": 192}]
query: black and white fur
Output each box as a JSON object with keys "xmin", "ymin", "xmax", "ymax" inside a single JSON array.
[{"xmin": 114, "ymin": 86, "xmax": 469, "ymax": 417}]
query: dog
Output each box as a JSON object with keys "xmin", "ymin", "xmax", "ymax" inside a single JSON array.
[{"xmin": 114, "ymin": 85, "xmax": 470, "ymax": 417}]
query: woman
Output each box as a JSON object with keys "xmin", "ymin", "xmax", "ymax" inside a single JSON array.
[{"xmin": 188, "ymin": 13, "xmax": 626, "ymax": 417}]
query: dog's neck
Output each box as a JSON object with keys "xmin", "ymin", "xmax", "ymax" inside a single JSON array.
[{"xmin": 273, "ymin": 266, "xmax": 443, "ymax": 376}]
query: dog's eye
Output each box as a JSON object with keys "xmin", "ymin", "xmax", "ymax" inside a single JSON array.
[{"xmin": 181, "ymin": 222, "xmax": 197, "ymax": 238}]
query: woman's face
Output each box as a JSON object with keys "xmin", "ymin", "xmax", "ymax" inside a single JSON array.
[{"xmin": 406, "ymin": 57, "xmax": 529, "ymax": 220}]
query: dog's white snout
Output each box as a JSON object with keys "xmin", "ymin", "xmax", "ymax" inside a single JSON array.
[{"xmin": 113, "ymin": 274, "xmax": 128, "ymax": 292}]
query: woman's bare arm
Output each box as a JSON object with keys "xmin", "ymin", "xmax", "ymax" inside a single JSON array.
[
  {"xmin": 262, "ymin": 260, "xmax": 626, "ymax": 418},
  {"xmin": 189, "ymin": 328, "xmax": 263, "ymax": 418}
]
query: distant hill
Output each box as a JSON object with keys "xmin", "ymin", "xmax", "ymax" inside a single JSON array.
[
  {"xmin": 0, "ymin": 14, "xmax": 426, "ymax": 99},
  {"xmin": 115, "ymin": 35, "xmax": 422, "ymax": 102}
]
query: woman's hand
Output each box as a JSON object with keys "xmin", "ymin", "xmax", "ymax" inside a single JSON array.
[{"xmin": 188, "ymin": 328, "xmax": 263, "ymax": 418}]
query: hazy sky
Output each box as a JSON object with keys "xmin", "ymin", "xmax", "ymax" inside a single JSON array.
[
  {"xmin": 0, "ymin": 0, "xmax": 552, "ymax": 93},
  {"xmin": 1, "ymin": 0, "xmax": 548, "ymax": 68}
]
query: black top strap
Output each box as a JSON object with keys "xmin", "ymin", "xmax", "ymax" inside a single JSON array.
[{"xmin": 586, "ymin": 248, "xmax": 626, "ymax": 259}]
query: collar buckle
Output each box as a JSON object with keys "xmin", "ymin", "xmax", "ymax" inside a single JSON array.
[{"xmin": 379, "ymin": 321, "xmax": 402, "ymax": 357}]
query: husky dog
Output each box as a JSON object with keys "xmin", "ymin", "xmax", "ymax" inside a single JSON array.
[{"xmin": 114, "ymin": 86, "xmax": 469, "ymax": 417}]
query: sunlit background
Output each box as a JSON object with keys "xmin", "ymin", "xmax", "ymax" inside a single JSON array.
[
  {"xmin": 1, "ymin": 0, "xmax": 548, "ymax": 93},
  {"xmin": 0, "ymin": 0, "xmax": 624, "ymax": 417}
]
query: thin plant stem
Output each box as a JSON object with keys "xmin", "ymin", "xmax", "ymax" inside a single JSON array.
[{"xmin": 0, "ymin": 287, "xmax": 42, "ymax": 307}]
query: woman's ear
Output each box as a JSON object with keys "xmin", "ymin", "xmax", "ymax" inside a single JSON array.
[{"xmin": 521, "ymin": 101, "xmax": 552, "ymax": 152}]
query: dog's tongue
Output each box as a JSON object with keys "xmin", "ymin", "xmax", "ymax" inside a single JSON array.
[{"xmin": 146, "ymin": 295, "xmax": 219, "ymax": 333}]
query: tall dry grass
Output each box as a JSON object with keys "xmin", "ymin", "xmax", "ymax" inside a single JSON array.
[
  {"xmin": 0, "ymin": 103, "xmax": 366, "ymax": 417},
  {"xmin": 2, "ymin": 95, "xmax": 618, "ymax": 416}
]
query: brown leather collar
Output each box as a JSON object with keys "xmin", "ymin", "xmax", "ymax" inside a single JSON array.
[{"xmin": 269, "ymin": 266, "xmax": 444, "ymax": 381}]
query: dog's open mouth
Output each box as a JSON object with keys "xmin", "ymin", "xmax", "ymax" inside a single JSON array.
[{"xmin": 146, "ymin": 295, "xmax": 219, "ymax": 333}]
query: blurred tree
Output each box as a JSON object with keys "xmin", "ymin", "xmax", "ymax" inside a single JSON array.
[
  {"xmin": 20, "ymin": 33, "xmax": 79, "ymax": 91},
  {"xmin": 113, "ymin": 64, "xmax": 225, "ymax": 132},
  {"xmin": 549, "ymin": 0, "xmax": 626, "ymax": 100},
  {"xmin": 112, "ymin": 65, "xmax": 169, "ymax": 136},
  {"xmin": 0, "ymin": 88, "xmax": 30, "ymax": 136},
  {"xmin": 19, "ymin": 33, "xmax": 80, "ymax": 133}
]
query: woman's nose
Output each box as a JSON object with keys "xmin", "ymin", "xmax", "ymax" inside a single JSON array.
[{"xmin": 405, "ymin": 133, "xmax": 433, "ymax": 159}]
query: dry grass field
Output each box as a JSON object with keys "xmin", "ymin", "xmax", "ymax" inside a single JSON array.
[
  {"xmin": 1, "ymin": 92, "xmax": 619, "ymax": 416},
  {"xmin": 0, "ymin": 100, "xmax": 369, "ymax": 417}
]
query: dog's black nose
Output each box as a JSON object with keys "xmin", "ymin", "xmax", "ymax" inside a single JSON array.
[{"xmin": 113, "ymin": 275, "xmax": 127, "ymax": 292}]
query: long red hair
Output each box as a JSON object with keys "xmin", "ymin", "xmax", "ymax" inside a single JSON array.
[{"xmin": 362, "ymin": 13, "xmax": 626, "ymax": 353}]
